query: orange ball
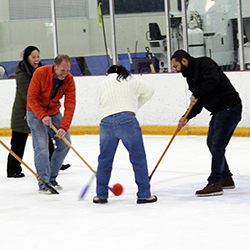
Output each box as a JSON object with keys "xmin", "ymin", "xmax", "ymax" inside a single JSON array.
[{"xmin": 112, "ymin": 183, "xmax": 123, "ymax": 196}]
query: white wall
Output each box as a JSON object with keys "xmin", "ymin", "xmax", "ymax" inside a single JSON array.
[{"xmin": 0, "ymin": 71, "xmax": 249, "ymax": 129}]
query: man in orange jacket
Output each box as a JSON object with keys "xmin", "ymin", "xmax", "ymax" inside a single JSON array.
[{"xmin": 26, "ymin": 54, "xmax": 76, "ymax": 194}]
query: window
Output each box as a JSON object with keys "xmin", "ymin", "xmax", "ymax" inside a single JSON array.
[
  {"xmin": 97, "ymin": 0, "xmax": 164, "ymax": 15},
  {"xmin": 9, "ymin": 0, "xmax": 87, "ymax": 21}
]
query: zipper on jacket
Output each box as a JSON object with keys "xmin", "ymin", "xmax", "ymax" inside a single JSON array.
[{"xmin": 46, "ymin": 79, "xmax": 69, "ymax": 113}]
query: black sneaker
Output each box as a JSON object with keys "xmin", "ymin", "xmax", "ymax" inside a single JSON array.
[
  {"xmin": 195, "ymin": 182, "xmax": 223, "ymax": 197},
  {"xmin": 221, "ymin": 176, "xmax": 235, "ymax": 189},
  {"xmin": 60, "ymin": 164, "xmax": 71, "ymax": 171},
  {"xmin": 137, "ymin": 195, "xmax": 158, "ymax": 204},
  {"xmin": 50, "ymin": 180, "xmax": 63, "ymax": 190},
  {"xmin": 93, "ymin": 196, "xmax": 108, "ymax": 204},
  {"xmin": 38, "ymin": 187, "xmax": 51, "ymax": 194},
  {"xmin": 7, "ymin": 173, "xmax": 25, "ymax": 178}
]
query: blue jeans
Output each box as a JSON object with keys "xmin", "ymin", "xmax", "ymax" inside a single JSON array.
[
  {"xmin": 207, "ymin": 103, "xmax": 242, "ymax": 183},
  {"xmin": 26, "ymin": 111, "xmax": 71, "ymax": 189},
  {"xmin": 96, "ymin": 112, "xmax": 151, "ymax": 199}
]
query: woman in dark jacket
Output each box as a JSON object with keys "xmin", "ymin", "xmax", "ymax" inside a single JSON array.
[
  {"xmin": 7, "ymin": 46, "xmax": 71, "ymax": 178},
  {"xmin": 7, "ymin": 46, "xmax": 42, "ymax": 177}
]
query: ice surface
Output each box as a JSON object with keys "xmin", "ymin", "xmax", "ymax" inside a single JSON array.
[{"xmin": 0, "ymin": 135, "xmax": 250, "ymax": 250}]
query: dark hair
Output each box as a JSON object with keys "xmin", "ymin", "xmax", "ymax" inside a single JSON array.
[
  {"xmin": 171, "ymin": 49, "xmax": 191, "ymax": 62},
  {"xmin": 23, "ymin": 45, "xmax": 41, "ymax": 67},
  {"xmin": 107, "ymin": 65, "xmax": 130, "ymax": 82},
  {"xmin": 54, "ymin": 54, "xmax": 71, "ymax": 66}
]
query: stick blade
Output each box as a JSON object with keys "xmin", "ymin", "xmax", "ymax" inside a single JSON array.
[
  {"xmin": 44, "ymin": 183, "xmax": 59, "ymax": 194},
  {"xmin": 79, "ymin": 174, "xmax": 95, "ymax": 200},
  {"xmin": 79, "ymin": 185, "xmax": 90, "ymax": 200}
]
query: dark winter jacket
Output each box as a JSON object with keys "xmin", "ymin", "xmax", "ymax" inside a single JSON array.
[
  {"xmin": 11, "ymin": 60, "xmax": 41, "ymax": 133},
  {"xmin": 182, "ymin": 56, "xmax": 241, "ymax": 120}
]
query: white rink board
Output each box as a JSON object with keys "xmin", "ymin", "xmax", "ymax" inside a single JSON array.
[{"xmin": 0, "ymin": 71, "xmax": 249, "ymax": 128}]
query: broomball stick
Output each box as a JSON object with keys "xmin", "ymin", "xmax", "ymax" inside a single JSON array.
[
  {"xmin": 51, "ymin": 125, "xmax": 123, "ymax": 199},
  {"xmin": 52, "ymin": 125, "xmax": 96, "ymax": 174},
  {"xmin": 149, "ymin": 103, "xmax": 194, "ymax": 181},
  {"xmin": 0, "ymin": 139, "xmax": 59, "ymax": 194}
]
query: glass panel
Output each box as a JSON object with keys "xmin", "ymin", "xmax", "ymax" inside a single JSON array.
[
  {"xmin": 0, "ymin": 0, "xmax": 88, "ymax": 78},
  {"xmin": 96, "ymin": 0, "xmax": 167, "ymax": 73},
  {"xmin": 186, "ymin": 0, "xmax": 238, "ymax": 70},
  {"xmin": 0, "ymin": 0, "xmax": 249, "ymax": 79},
  {"xmin": 98, "ymin": 0, "xmax": 164, "ymax": 14},
  {"xmin": 172, "ymin": 0, "xmax": 248, "ymax": 71},
  {"xmin": 9, "ymin": 0, "xmax": 87, "ymax": 20},
  {"xmin": 153, "ymin": 0, "xmax": 249, "ymax": 72},
  {"xmin": 9, "ymin": 0, "xmax": 51, "ymax": 20}
]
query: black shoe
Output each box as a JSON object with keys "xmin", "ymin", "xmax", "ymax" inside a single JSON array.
[
  {"xmin": 38, "ymin": 187, "xmax": 51, "ymax": 194},
  {"xmin": 137, "ymin": 195, "xmax": 158, "ymax": 204},
  {"xmin": 93, "ymin": 196, "xmax": 108, "ymax": 204},
  {"xmin": 7, "ymin": 173, "xmax": 25, "ymax": 178},
  {"xmin": 60, "ymin": 164, "xmax": 71, "ymax": 171},
  {"xmin": 50, "ymin": 180, "xmax": 63, "ymax": 190},
  {"xmin": 221, "ymin": 176, "xmax": 235, "ymax": 189}
]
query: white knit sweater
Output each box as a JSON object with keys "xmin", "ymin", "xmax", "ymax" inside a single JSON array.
[{"xmin": 98, "ymin": 73, "xmax": 154, "ymax": 121}]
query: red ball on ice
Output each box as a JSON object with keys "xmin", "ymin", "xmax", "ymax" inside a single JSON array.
[{"xmin": 112, "ymin": 183, "xmax": 123, "ymax": 196}]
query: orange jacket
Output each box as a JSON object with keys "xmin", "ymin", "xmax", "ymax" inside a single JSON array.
[{"xmin": 27, "ymin": 65, "xmax": 76, "ymax": 131}]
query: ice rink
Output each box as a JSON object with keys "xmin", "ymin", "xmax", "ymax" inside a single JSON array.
[{"xmin": 0, "ymin": 134, "xmax": 250, "ymax": 250}]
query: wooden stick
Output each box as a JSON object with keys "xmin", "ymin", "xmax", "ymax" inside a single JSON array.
[
  {"xmin": 0, "ymin": 139, "xmax": 59, "ymax": 194},
  {"xmin": 51, "ymin": 125, "xmax": 96, "ymax": 174},
  {"xmin": 149, "ymin": 103, "xmax": 194, "ymax": 180}
]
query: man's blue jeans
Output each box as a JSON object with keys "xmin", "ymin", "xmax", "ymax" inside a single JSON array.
[
  {"xmin": 26, "ymin": 111, "xmax": 71, "ymax": 189},
  {"xmin": 207, "ymin": 103, "xmax": 242, "ymax": 183},
  {"xmin": 96, "ymin": 112, "xmax": 151, "ymax": 199}
]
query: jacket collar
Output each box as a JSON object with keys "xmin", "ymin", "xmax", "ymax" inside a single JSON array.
[
  {"xmin": 50, "ymin": 64, "xmax": 71, "ymax": 84},
  {"xmin": 182, "ymin": 56, "xmax": 195, "ymax": 78}
]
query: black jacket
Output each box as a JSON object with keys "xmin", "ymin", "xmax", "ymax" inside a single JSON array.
[
  {"xmin": 182, "ymin": 56, "xmax": 241, "ymax": 120},
  {"xmin": 11, "ymin": 61, "xmax": 41, "ymax": 133}
]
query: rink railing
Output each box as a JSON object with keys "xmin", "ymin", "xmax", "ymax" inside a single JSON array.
[{"xmin": 0, "ymin": 71, "xmax": 249, "ymax": 137}]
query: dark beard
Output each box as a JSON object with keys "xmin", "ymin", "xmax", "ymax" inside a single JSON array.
[{"xmin": 178, "ymin": 62, "xmax": 187, "ymax": 73}]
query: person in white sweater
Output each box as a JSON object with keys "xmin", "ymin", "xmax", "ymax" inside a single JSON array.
[{"xmin": 94, "ymin": 65, "xmax": 157, "ymax": 204}]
